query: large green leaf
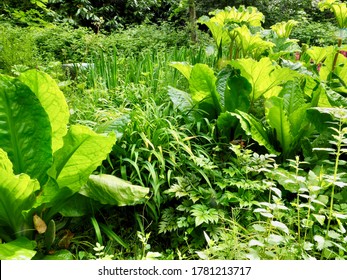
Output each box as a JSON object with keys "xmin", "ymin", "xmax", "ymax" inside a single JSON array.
[
  {"xmin": 167, "ymin": 86, "xmax": 193, "ymax": 112},
  {"xmin": 265, "ymin": 96, "xmax": 293, "ymax": 157},
  {"xmin": 0, "ymin": 237, "xmax": 36, "ymax": 260},
  {"xmin": 169, "ymin": 62, "xmax": 193, "ymax": 80},
  {"xmin": 231, "ymin": 57, "xmax": 297, "ymax": 103},
  {"xmin": 216, "ymin": 112, "xmax": 238, "ymax": 140},
  {"xmin": 325, "ymin": 88, "xmax": 347, "ymax": 107},
  {"xmin": 233, "ymin": 25, "xmax": 274, "ymax": 59},
  {"xmin": 49, "ymin": 125, "xmax": 115, "ymax": 192},
  {"xmin": 0, "ymin": 75, "xmax": 52, "ymax": 183},
  {"xmin": 0, "ymin": 148, "xmax": 12, "ymax": 173},
  {"xmin": 80, "ymin": 174, "xmax": 149, "ymax": 206},
  {"xmin": 197, "ymin": 15, "xmax": 230, "ymax": 48},
  {"xmin": 279, "ymin": 80, "xmax": 308, "ymax": 137},
  {"xmin": 58, "ymin": 193, "xmax": 102, "ymax": 217},
  {"xmin": 306, "ymin": 46, "xmax": 335, "ymax": 65},
  {"xmin": 271, "ymin": 20, "xmax": 298, "ymax": 38},
  {"xmin": 0, "ymin": 162, "xmax": 39, "ymax": 238},
  {"xmin": 319, "ymin": 1, "xmax": 347, "ymax": 29},
  {"xmin": 19, "ymin": 70, "xmax": 69, "ymax": 153},
  {"xmin": 224, "ymin": 71, "xmax": 251, "ymax": 113},
  {"xmin": 35, "ymin": 125, "xmax": 115, "ymax": 217},
  {"xmin": 232, "ymin": 110, "xmax": 278, "ymax": 155},
  {"xmin": 189, "ymin": 64, "xmax": 221, "ymax": 119}
]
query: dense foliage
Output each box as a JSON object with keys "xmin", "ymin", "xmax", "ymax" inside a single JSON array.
[{"xmin": 0, "ymin": 0, "xmax": 347, "ymax": 260}]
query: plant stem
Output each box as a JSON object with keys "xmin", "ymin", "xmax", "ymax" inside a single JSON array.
[
  {"xmin": 325, "ymin": 120, "xmax": 343, "ymax": 236},
  {"xmin": 332, "ymin": 38, "xmax": 342, "ymax": 73},
  {"xmin": 294, "ymin": 156, "xmax": 301, "ymax": 243}
]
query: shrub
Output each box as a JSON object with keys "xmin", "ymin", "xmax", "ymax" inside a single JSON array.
[
  {"xmin": 291, "ymin": 19, "xmax": 338, "ymax": 46},
  {"xmin": 0, "ymin": 23, "xmax": 39, "ymax": 73}
]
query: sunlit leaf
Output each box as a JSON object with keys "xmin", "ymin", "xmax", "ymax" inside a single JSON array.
[
  {"xmin": 80, "ymin": 174, "xmax": 149, "ymax": 206},
  {"xmin": 0, "ymin": 237, "xmax": 36, "ymax": 260},
  {"xmin": 271, "ymin": 221, "xmax": 289, "ymax": 234}
]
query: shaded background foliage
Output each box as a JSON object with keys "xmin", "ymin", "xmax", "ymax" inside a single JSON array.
[{"xmin": 0, "ymin": 0, "xmax": 335, "ymax": 30}]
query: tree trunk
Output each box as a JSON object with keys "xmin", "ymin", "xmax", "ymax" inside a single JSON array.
[{"xmin": 188, "ymin": 0, "xmax": 197, "ymax": 43}]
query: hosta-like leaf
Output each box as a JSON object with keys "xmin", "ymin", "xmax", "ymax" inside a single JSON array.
[
  {"xmin": 224, "ymin": 71, "xmax": 251, "ymax": 113},
  {"xmin": 169, "ymin": 62, "xmax": 193, "ymax": 80},
  {"xmin": 279, "ymin": 80, "xmax": 310, "ymax": 138},
  {"xmin": 49, "ymin": 125, "xmax": 115, "ymax": 192},
  {"xmin": 217, "ymin": 112, "xmax": 238, "ymax": 140},
  {"xmin": 232, "ymin": 110, "xmax": 279, "ymax": 155},
  {"xmin": 0, "ymin": 75, "xmax": 52, "ymax": 183},
  {"xmin": 197, "ymin": 14, "xmax": 230, "ymax": 48},
  {"xmin": 0, "ymin": 168, "xmax": 40, "ymax": 238},
  {"xmin": 167, "ymin": 86, "xmax": 193, "ymax": 112},
  {"xmin": 0, "ymin": 237, "xmax": 36, "ymax": 260},
  {"xmin": 35, "ymin": 125, "xmax": 115, "ymax": 216},
  {"xmin": 265, "ymin": 96, "xmax": 293, "ymax": 157},
  {"xmin": 19, "ymin": 70, "xmax": 69, "ymax": 153},
  {"xmin": 189, "ymin": 64, "xmax": 221, "ymax": 119},
  {"xmin": 80, "ymin": 174, "xmax": 149, "ymax": 206},
  {"xmin": 319, "ymin": 1, "xmax": 347, "ymax": 29},
  {"xmin": 0, "ymin": 148, "xmax": 13, "ymax": 173}
]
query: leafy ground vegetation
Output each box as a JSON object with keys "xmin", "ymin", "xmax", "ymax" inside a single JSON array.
[{"xmin": 0, "ymin": 0, "xmax": 347, "ymax": 260}]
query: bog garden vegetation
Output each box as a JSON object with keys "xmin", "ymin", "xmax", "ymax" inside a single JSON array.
[{"xmin": 0, "ymin": 0, "xmax": 347, "ymax": 260}]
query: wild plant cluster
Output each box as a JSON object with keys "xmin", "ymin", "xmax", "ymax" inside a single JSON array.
[{"xmin": 0, "ymin": 1, "xmax": 347, "ymax": 260}]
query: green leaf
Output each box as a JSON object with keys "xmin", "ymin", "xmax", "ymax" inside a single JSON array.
[
  {"xmin": 325, "ymin": 88, "xmax": 347, "ymax": 107},
  {"xmin": 99, "ymin": 223, "xmax": 129, "ymax": 249},
  {"xmin": 279, "ymin": 80, "xmax": 310, "ymax": 138},
  {"xmin": 35, "ymin": 125, "xmax": 115, "ymax": 216},
  {"xmin": 232, "ymin": 110, "xmax": 279, "ymax": 155},
  {"xmin": 217, "ymin": 112, "xmax": 238, "ymax": 140},
  {"xmin": 42, "ymin": 249, "xmax": 74, "ymax": 260},
  {"xmin": 231, "ymin": 57, "xmax": 297, "ymax": 102},
  {"xmin": 169, "ymin": 62, "xmax": 193, "ymax": 80},
  {"xmin": 0, "ymin": 168, "xmax": 39, "ymax": 238},
  {"xmin": 314, "ymin": 235, "xmax": 326, "ymax": 251},
  {"xmin": 313, "ymin": 214, "xmax": 326, "ymax": 226},
  {"xmin": 197, "ymin": 14, "xmax": 230, "ymax": 48},
  {"xmin": 233, "ymin": 25, "xmax": 274, "ymax": 59},
  {"xmin": 0, "ymin": 147, "xmax": 13, "ymax": 173},
  {"xmin": 189, "ymin": 64, "xmax": 221, "ymax": 119},
  {"xmin": 190, "ymin": 204, "xmax": 219, "ymax": 227},
  {"xmin": 271, "ymin": 20, "xmax": 298, "ymax": 38},
  {"xmin": 271, "ymin": 220, "xmax": 289, "ymax": 234},
  {"xmin": 224, "ymin": 71, "xmax": 251, "ymax": 113},
  {"xmin": 79, "ymin": 174, "xmax": 149, "ymax": 206},
  {"xmin": 49, "ymin": 125, "xmax": 115, "ymax": 192},
  {"xmin": 58, "ymin": 193, "xmax": 102, "ymax": 217},
  {"xmin": 306, "ymin": 46, "xmax": 335, "ymax": 64},
  {"xmin": 94, "ymin": 113, "xmax": 131, "ymax": 140},
  {"xmin": 0, "ymin": 237, "xmax": 36, "ymax": 260},
  {"xmin": 319, "ymin": 1, "xmax": 347, "ymax": 29},
  {"xmin": 18, "ymin": 70, "xmax": 69, "ymax": 153},
  {"xmin": 0, "ymin": 75, "xmax": 52, "ymax": 183},
  {"xmin": 265, "ymin": 96, "xmax": 293, "ymax": 157},
  {"xmin": 167, "ymin": 86, "xmax": 193, "ymax": 112}
]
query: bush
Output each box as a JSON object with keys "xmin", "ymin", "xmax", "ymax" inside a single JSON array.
[
  {"xmin": 33, "ymin": 24, "xmax": 104, "ymax": 63},
  {"xmin": 0, "ymin": 23, "xmax": 39, "ymax": 73},
  {"xmin": 291, "ymin": 19, "xmax": 338, "ymax": 46}
]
